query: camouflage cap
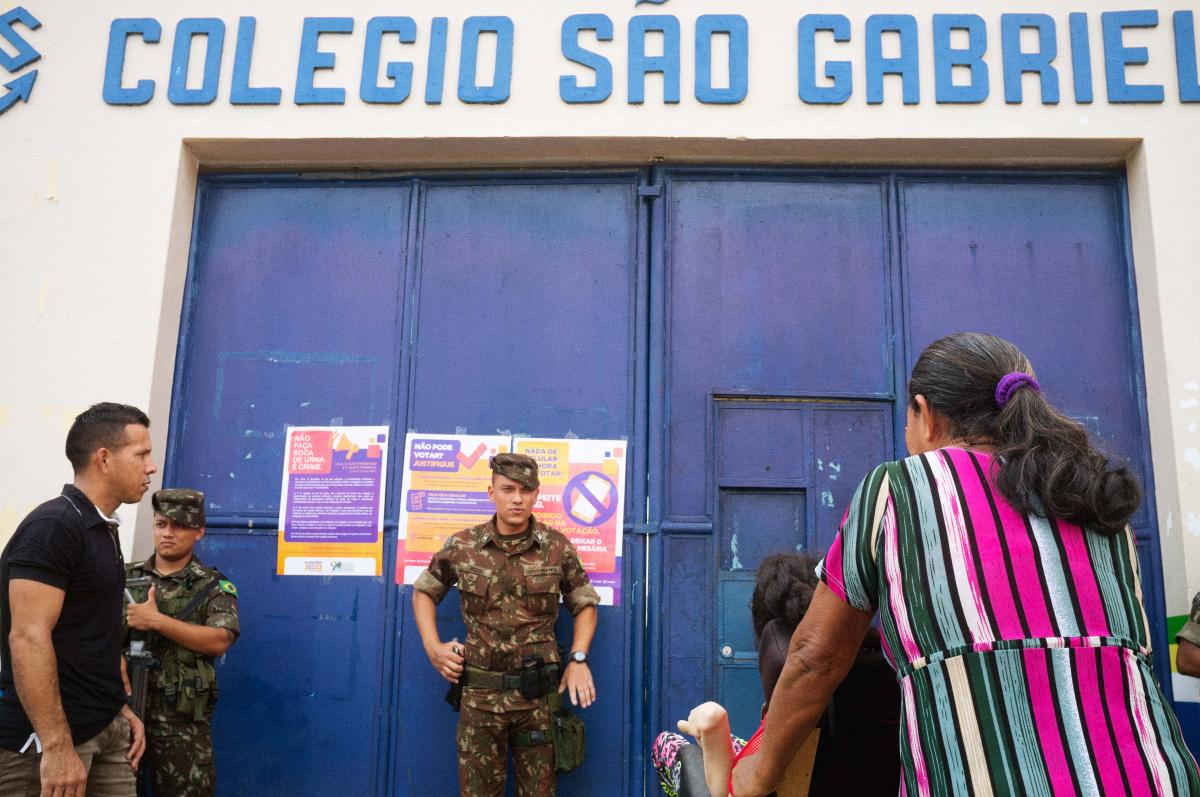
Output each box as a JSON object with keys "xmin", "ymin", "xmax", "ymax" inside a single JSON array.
[
  {"xmin": 152, "ymin": 488, "xmax": 206, "ymax": 529},
  {"xmin": 489, "ymin": 453, "xmax": 540, "ymax": 489}
]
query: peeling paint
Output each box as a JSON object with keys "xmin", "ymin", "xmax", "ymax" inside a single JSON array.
[
  {"xmin": 821, "ymin": 490, "xmax": 835, "ymax": 508},
  {"xmin": 730, "ymin": 532, "xmax": 742, "ymax": 570}
]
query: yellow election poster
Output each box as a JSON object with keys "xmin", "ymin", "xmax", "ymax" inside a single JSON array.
[
  {"xmin": 396, "ymin": 434, "xmax": 627, "ymax": 605},
  {"xmin": 514, "ymin": 438, "xmax": 626, "ymax": 606},
  {"xmin": 396, "ymin": 433, "xmax": 509, "ymax": 585}
]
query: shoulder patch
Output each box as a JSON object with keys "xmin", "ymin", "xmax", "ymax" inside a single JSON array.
[{"xmin": 219, "ymin": 579, "xmax": 238, "ymax": 596}]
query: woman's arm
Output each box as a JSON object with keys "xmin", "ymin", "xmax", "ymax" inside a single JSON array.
[{"xmin": 733, "ymin": 583, "xmax": 874, "ymax": 796}]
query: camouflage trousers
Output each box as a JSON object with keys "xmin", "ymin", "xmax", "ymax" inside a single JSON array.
[
  {"xmin": 457, "ymin": 693, "xmax": 554, "ymax": 796},
  {"xmin": 144, "ymin": 719, "xmax": 214, "ymax": 797}
]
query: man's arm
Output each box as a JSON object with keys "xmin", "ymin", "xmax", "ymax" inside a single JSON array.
[
  {"xmin": 126, "ymin": 586, "xmax": 233, "ymax": 657},
  {"xmin": 8, "ymin": 578, "xmax": 87, "ymax": 794},
  {"xmin": 559, "ymin": 605, "xmax": 597, "ymax": 707},
  {"xmin": 412, "ymin": 589, "xmax": 464, "ymax": 683},
  {"xmin": 1179, "ymin": 639, "xmax": 1200, "ymax": 677}
]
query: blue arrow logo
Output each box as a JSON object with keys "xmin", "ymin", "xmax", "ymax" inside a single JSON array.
[
  {"xmin": 0, "ymin": 68, "xmax": 36, "ymax": 114},
  {"xmin": 0, "ymin": 5, "xmax": 40, "ymax": 116}
]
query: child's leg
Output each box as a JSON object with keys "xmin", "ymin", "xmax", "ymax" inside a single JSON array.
[{"xmin": 677, "ymin": 702, "xmax": 733, "ymax": 797}]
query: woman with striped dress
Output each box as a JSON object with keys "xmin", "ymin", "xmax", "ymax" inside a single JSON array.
[{"xmin": 731, "ymin": 332, "xmax": 1200, "ymax": 796}]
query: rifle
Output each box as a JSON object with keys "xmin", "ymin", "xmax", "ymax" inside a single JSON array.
[{"xmin": 124, "ymin": 575, "xmax": 155, "ymax": 797}]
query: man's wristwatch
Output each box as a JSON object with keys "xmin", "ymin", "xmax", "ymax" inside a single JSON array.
[{"xmin": 568, "ymin": 650, "xmax": 588, "ymax": 665}]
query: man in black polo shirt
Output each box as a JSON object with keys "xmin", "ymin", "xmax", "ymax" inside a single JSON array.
[{"xmin": 0, "ymin": 403, "xmax": 155, "ymax": 796}]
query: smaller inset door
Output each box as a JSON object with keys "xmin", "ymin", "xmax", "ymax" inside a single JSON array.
[{"xmin": 712, "ymin": 398, "xmax": 892, "ymax": 732}]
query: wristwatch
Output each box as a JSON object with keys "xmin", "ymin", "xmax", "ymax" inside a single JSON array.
[{"xmin": 569, "ymin": 650, "xmax": 588, "ymax": 665}]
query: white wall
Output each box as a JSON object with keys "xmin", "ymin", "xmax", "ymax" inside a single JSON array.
[{"xmin": 2, "ymin": 1, "xmax": 1198, "ymax": 615}]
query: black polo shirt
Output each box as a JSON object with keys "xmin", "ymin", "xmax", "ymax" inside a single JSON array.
[{"xmin": 0, "ymin": 485, "xmax": 127, "ymax": 748}]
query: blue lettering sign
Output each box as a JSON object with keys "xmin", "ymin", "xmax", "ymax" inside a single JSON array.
[
  {"xmin": 1001, "ymin": 14, "xmax": 1059, "ymax": 104},
  {"xmin": 628, "ymin": 15, "xmax": 680, "ymax": 104},
  {"xmin": 561, "ymin": 14, "xmax": 613, "ymax": 104},
  {"xmin": 0, "ymin": 6, "xmax": 41, "ymax": 72},
  {"xmin": 295, "ymin": 17, "xmax": 352, "ymax": 105},
  {"xmin": 231, "ymin": 17, "xmax": 281, "ymax": 105},
  {"xmin": 865, "ymin": 14, "xmax": 919, "ymax": 105},
  {"xmin": 1069, "ymin": 12, "xmax": 1094, "ymax": 104},
  {"xmin": 458, "ymin": 16, "xmax": 513, "ymax": 104},
  {"xmin": 933, "ymin": 14, "xmax": 989, "ymax": 104},
  {"xmin": 168, "ymin": 18, "xmax": 224, "ymax": 105},
  {"xmin": 1102, "ymin": 10, "xmax": 1163, "ymax": 103},
  {"xmin": 695, "ymin": 15, "xmax": 747, "ymax": 104},
  {"xmin": 798, "ymin": 14, "xmax": 851, "ymax": 105},
  {"xmin": 361, "ymin": 16, "xmax": 415, "ymax": 104},
  {"xmin": 1173, "ymin": 11, "xmax": 1200, "ymax": 102},
  {"xmin": 425, "ymin": 17, "xmax": 448, "ymax": 104},
  {"xmin": 103, "ymin": 18, "xmax": 161, "ymax": 105}
]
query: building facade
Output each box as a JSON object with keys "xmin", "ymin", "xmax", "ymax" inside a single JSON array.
[{"xmin": 3, "ymin": 2, "xmax": 1200, "ymax": 793}]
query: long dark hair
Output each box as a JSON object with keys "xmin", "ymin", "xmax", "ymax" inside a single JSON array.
[
  {"xmin": 750, "ymin": 552, "xmax": 819, "ymax": 640},
  {"xmin": 907, "ymin": 332, "xmax": 1141, "ymax": 536}
]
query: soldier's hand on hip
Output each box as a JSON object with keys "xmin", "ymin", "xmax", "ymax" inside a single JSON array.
[
  {"xmin": 559, "ymin": 662, "xmax": 596, "ymax": 709},
  {"xmin": 428, "ymin": 637, "xmax": 465, "ymax": 683},
  {"xmin": 127, "ymin": 586, "xmax": 162, "ymax": 631}
]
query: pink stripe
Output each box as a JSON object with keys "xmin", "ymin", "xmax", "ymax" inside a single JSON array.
[
  {"xmin": 948, "ymin": 448, "xmax": 1024, "ymax": 638},
  {"xmin": 1022, "ymin": 649, "xmax": 1077, "ymax": 796},
  {"xmin": 1057, "ymin": 521, "xmax": 1110, "ymax": 636},
  {"xmin": 1099, "ymin": 648, "xmax": 1151, "ymax": 795},
  {"xmin": 1074, "ymin": 649, "xmax": 1127, "ymax": 794},
  {"xmin": 901, "ymin": 677, "xmax": 930, "ymax": 797},
  {"xmin": 821, "ymin": 532, "xmax": 848, "ymax": 602},
  {"xmin": 988, "ymin": 475, "xmax": 1056, "ymax": 636}
]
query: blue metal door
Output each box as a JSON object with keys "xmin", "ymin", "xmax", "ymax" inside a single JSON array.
[
  {"xmin": 169, "ymin": 173, "xmax": 648, "ymax": 796},
  {"xmin": 647, "ymin": 169, "xmax": 1167, "ymax": 771},
  {"xmin": 170, "ymin": 168, "xmax": 1164, "ymax": 795},
  {"xmin": 647, "ymin": 173, "xmax": 899, "ymax": 740}
]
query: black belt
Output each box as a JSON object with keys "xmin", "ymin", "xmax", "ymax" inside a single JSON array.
[{"xmin": 462, "ymin": 664, "xmax": 560, "ymax": 690}]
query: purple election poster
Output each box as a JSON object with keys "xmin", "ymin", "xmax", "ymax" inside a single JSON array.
[{"xmin": 278, "ymin": 427, "xmax": 389, "ymax": 577}]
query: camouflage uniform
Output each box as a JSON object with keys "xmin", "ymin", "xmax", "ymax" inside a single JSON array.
[
  {"xmin": 414, "ymin": 456, "xmax": 600, "ymax": 797},
  {"xmin": 125, "ymin": 489, "xmax": 239, "ymax": 797},
  {"xmin": 1177, "ymin": 592, "xmax": 1200, "ymax": 648}
]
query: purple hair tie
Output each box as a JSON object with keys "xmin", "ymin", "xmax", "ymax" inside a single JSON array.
[{"xmin": 995, "ymin": 372, "xmax": 1040, "ymax": 407}]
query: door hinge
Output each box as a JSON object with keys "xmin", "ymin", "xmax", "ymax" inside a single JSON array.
[{"xmin": 638, "ymin": 184, "xmax": 663, "ymax": 200}]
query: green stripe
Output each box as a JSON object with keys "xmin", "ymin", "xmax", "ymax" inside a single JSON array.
[
  {"xmin": 910, "ymin": 670, "xmax": 953, "ymax": 796},
  {"xmin": 889, "ymin": 460, "xmax": 941, "ymax": 656},
  {"xmin": 926, "ymin": 663, "xmax": 971, "ymax": 796},
  {"xmin": 964, "ymin": 653, "xmax": 1020, "ymax": 794},
  {"xmin": 902, "ymin": 457, "xmax": 966, "ymax": 651},
  {"xmin": 993, "ymin": 650, "xmax": 1052, "ymax": 796},
  {"xmin": 1085, "ymin": 529, "xmax": 1129, "ymax": 640}
]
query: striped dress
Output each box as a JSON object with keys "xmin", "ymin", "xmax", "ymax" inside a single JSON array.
[{"xmin": 817, "ymin": 447, "xmax": 1200, "ymax": 796}]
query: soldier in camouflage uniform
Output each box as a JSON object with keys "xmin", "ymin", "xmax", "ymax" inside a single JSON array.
[
  {"xmin": 1176, "ymin": 592, "xmax": 1200, "ymax": 677},
  {"xmin": 412, "ymin": 453, "xmax": 600, "ymax": 796},
  {"xmin": 124, "ymin": 489, "xmax": 239, "ymax": 797}
]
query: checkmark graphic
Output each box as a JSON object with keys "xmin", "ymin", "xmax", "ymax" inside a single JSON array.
[{"xmin": 456, "ymin": 442, "xmax": 487, "ymax": 468}]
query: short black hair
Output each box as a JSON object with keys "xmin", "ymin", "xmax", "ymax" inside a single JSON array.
[{"xmin": 65, "ymin": 403, "xmax": 150, "ymax": 473}]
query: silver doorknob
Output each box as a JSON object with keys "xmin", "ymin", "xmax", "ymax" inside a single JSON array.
[{"xmin": 720, "ymin": 645, "xmax": 733, "ymax": 658}]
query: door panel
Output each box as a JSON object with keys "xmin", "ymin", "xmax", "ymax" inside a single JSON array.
[
  {"xmin": 664, "ymin": 178, "xmax": 893, "ymax": 522},
  {"xmin": 899, "ymin": 177, "xmax": 1168, "ymax": 679},
  {"xmin": 393, "ymin": 178, "xmax": 641, "ymax": 796},
  {"xmin": 172, "ymin": 181, "xmax": 411, "ymax": 795}
]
